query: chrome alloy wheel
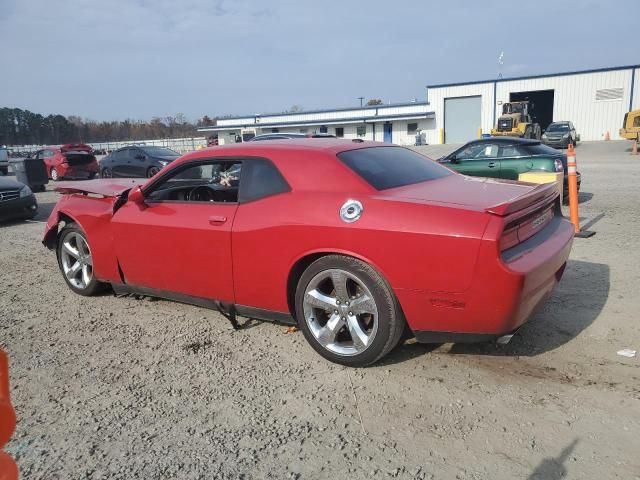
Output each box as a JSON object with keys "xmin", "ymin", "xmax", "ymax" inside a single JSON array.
[
  {"xmin": 60, "ymin": 232, "xmax": 94, "ymax": 289},
  {"xmin": 303, "ymin": 268, "xmax": 378, "ymax": 356}
]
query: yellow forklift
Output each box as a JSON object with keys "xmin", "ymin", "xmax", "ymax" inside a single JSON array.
[
  {"xmin": 619, "ymin": 110, "xmax": 640, "ymax": 142},
  {"xmin": 491, "ymin": 101, "xmax": 542, "ymax": 139}
]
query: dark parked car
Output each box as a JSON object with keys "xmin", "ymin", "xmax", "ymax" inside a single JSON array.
[
  {"xmin": 0, "ymin": 148, "xmax": 8, "ymax": 176},
  {"xmin": 0, "ymin": 176, "xmax": 38, "ymax": 221},
  {"xmin": 100, "ymin": 146, "xmax": 180, "ymax": 178},
  {"xmin": 249, "ymin": 133, "xmax": 336, "ymax": 141},
  {"xmin": 542, "ymin": 121, "xmax": 579, "ymax": 148},
  {"xmin": 438, "ymin": 137, "xmax": 580, "ymax": 199}
]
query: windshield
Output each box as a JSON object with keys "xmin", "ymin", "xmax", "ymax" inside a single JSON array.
[
  {"xmin": 338, "ymin": 146, "xmax": 451, "ymax": 190},
  {"xmin": 546, "ymin": 123, "xmax": 570, "ymax": 132},
  {"xmin": 140, "ymin": 146, "xmax": 179, "ymax": 157},
  {"xmin": 520, "ymin": 143, "xmax": 560, "ymax": 155}
]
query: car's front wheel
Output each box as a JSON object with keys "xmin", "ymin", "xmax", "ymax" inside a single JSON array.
[
  {"xmin": 295, "ymin": 255, "xmax": 405, "ymax": 367},
  {"xmin": 56, "ymin": 224, "xmax": 105, "ymax": 296},
  {"xmin": 101, "ymin": 167, "xmax": 113, "ymax": 178}
]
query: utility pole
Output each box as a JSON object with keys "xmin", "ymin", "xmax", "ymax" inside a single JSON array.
[{"xmin": 358, "ymin": 97, "xmax": 364, "ymax": 107}]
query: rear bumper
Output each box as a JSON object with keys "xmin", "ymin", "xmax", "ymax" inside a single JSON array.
[
  {"xmin": 0, "ymin": 195, "xmax": 38, "ymax": 220},
  {"xmin": 399, "ymin": 216, "xmax": 574, "ymax": 342}
]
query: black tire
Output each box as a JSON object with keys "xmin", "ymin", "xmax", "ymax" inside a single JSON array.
[
  {"xmin": 88, "ymin": 172, "xmax": 97, "ymax": 180},
  {"xmin": 147, "ymin": 166, "xmax": 161, "ymax": 178},
  {"xmin": 295, "ymin": 255, "xmax": 406, "ymax": 367},
  {"xmin": 56, "ymin": 223, "xmax": 105, "ymax": 296},
  {"xmin": 101, "ymin": 167, "xmax": 113, "ymax": 179},
  {"xmin": 524, "ymin": 127, "xmax": 532, "ymax": 139}
]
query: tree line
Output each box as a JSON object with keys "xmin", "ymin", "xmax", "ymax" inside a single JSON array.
[{"xmin": 0, "ymin": 107, "xmax": 216, "ymax": 146}]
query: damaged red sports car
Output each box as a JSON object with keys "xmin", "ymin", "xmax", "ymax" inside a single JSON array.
[
  {"xmin": 43, "ymin": 140, "xmax": 573, "ymax": 366},
  {"xmin": 39, "ymin": 143, "xmax": 99, "ymax": 181}
]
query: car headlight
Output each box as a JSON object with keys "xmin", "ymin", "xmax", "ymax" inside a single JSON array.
[
  {"xmin": 542, "ymin": 133, "xmax": 548, "ymax": 139},
  {"xmin": 563, "ymin": 133, "xmax": 570, "ymax": 138},
  {"xmin": 159, "ymin": 161, "xmax": 169, "ymax": 167},
  {"xmin": 19, "ymin": 185, "xmax": 32, "ymax": 198}
]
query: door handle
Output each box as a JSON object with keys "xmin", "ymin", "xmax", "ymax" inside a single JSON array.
[
  {"xmin": 488, "ymin": 162, "xmax": 497, "ymax": 168},
  {"xmin": 209, "ymin": 215, "xmax": 227, "ymax": 225}
]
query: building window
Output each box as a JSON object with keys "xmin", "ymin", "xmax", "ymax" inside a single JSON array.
[
  {"xmin": 356, "ymin": 125, "xmax": 366, "ymax": 137},
  {"xmin": 335, "ymin": 127, "xmax": 344, "ymax": 137},
  {"xmin": 271, "ymin": 128, "xmax": 279, "ymax": 133},
  {"xmin": 407, "ymin": 123, "xmax": 418, "ymax": 135},
  {"xmin": 320, "ymin": 126, "xmax": 328, "ymax": 133},
  {"xmin": 634, "ymin": 116, "xmax": 640, "ymax": 128}
]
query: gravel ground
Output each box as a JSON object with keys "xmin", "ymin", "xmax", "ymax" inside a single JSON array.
[{"xmin": 1, "ymin": 140, "xmax": 639, "ymax": 479}]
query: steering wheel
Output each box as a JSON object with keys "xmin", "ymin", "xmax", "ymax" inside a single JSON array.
[{"xmin": 187, "ymin": 186, "xmax": 215, "ymax": 202}]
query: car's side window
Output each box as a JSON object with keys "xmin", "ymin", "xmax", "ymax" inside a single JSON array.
[
  {"xmin": 498, "ymin": 146, "xmax": 521, "ymax": 157},
  {"xmin": 474, "ymin": 144, "xmax": 498, "ymax": 159},
  {"xmin": 454, "ymin": 144, "xmax": 484, "ymax": 160},
  {"xmin": 145, "ymin": 160, "xmax": 242, "ymax": 204},
  {"xmin": 238, "ymin": 158, "xmax": 290, "ymax": 203}
]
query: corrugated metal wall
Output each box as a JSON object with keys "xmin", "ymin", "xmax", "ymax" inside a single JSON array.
[{"xmin": 427, "ymin": 67, "xmax": 639, "ymax": 143}]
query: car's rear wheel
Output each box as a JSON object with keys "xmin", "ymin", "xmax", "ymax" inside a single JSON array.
[
  {"xmin": 56, "ymin": 224, "xmax": 104, "ymax": 296},
  {"xmin": 147, "ymin": 166, "xmax": 161, "ymax": 178},
  {"xmin": 295, "ymin": 255, "xmax": 405, "ymax": 367},
  {"xmin": 101, "ymin": 167, "xmax": 113, "ymax": 178},
  {"xmin": 50, "ymin": 167, "xmax": 60, "ymax": 181}
]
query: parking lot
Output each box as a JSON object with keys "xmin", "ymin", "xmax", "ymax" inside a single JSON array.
[{"xmin": 1, "ymin": 140, "xmax": 639, "ymax": 479}]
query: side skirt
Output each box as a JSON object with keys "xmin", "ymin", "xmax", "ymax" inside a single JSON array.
[
  {"xmin": 110, "ymin": 283, "xmax": 296, "ymax": 326},
  {"xmin": 413, "ymin": 331, "xmax": 498, "ymax": 344}
]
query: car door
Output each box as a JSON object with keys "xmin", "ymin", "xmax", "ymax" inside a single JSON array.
[
  {"xmin": 129, "ymin": 148, "xmax": 148, "ymax": 177},
  {"xmin": 110, "ymin": 159, "xmax": 240, "ymax": 302},
  {"xmin": 450, "ymin": 143, "xmax": 501, "ymax": 178},
  {"xmin": 110, "ymin": 150, "xmax": 127, "ymax": 177},
  {"xmin": 497, "ymin": 144, "xmax": 533, "ymax": 180}
]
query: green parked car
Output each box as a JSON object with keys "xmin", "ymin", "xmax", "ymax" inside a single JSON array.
[{"xmin": 437, "ymin": 137, "xmax": 581, "ymax": 199}]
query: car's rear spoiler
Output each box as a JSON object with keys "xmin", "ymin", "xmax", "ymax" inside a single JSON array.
[{"xmin": 486, "ymin": 182, "xmax": 559, "ymax": 216}]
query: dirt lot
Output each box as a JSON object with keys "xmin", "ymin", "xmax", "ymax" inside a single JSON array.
[{"xmin": 1, "ymin": 140, "xmax": 639, "ymax": 479}]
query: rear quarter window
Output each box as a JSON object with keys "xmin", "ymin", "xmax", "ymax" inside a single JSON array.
[
  {"xmin": 521, "ymin": 143, "xmax": 559, "ymax": 155},
  {"xmin": 337, "ymin": 146, "xmax": 451, "ymax": 190}
]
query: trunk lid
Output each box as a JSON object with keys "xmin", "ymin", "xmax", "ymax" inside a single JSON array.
[{"xmin": 379, "ymin": 174, "xmax": 545, "ymax": 211}]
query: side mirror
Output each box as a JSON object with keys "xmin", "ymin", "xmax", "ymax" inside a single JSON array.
[{"xmin": 128, "ymin": 185, "xmax": 146, "ymax": 206}]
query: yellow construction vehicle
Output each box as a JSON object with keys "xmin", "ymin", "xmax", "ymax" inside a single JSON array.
[
  {"xmin": 491, "ymin": 101, "xmax": 542, "ymax": 139},
  {"xmin": 619, "ymin": 109, "xmax": 640, "ymax": 141}
]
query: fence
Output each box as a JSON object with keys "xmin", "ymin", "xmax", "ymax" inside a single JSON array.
[{"xmin": 6, "ymin": 137, "xmax": 208, "ymax": 156}]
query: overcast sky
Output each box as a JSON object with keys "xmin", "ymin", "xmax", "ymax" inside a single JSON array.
[{"xmin": 1, "ymin": 0, "xmax": 637, "ymax": 121}]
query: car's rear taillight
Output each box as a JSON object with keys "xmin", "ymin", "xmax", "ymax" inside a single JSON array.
[
  {"xmin": 554, "ymin": 158, "xmax": 564, "ymax": 172},
  {"xmin": 500, "ymin": 204, "xmax": 555, "ymax": 252}
]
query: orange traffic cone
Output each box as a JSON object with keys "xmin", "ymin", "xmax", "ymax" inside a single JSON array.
[
  {"xmin": 604, "ymin": 131, "xmax": 611, "ymax": 141},
  {"xmin": 567, "ymin": 144, "xmax": 595, "ymax": 238}
]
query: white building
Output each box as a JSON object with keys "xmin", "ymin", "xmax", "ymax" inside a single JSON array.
[
  {"xmin": 425, "ymin": 64, "xmax": 640, "ymax": 144},
  {"xmin": 198, "ymin": 102, "xmax": 434, "ymax": 146}
]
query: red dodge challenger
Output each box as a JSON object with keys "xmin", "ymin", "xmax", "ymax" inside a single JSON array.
[{"xmin": 43, "ymin": 140, "xmax": 573, "ymax": 366}]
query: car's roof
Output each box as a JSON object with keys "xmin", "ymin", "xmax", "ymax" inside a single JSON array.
[
  {"xmin": 464, "ymin": 137, "xmax": 542, "ymax": 146},
  {"xmin": 548, "ymin": 121, "xmax": 570, "ymax": 125},
  {"xmin": 186, "ymin": 138, "xmax": 387, "ymax": 158}
]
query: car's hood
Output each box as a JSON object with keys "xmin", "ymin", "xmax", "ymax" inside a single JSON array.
[
  {"xmin": 544, "ymin": 131, "xmax": 568, "ymax": 137},
  {"xmin": 0, "ymin": 177, "xmax": 25, "ymax": 190},
  {"xmin": 379, "ymin": 174, "xmax": 556, "ymax": 215},
  {"xmin": 54, "ymin": 178, "xmax": 144, "ymax": 197}
]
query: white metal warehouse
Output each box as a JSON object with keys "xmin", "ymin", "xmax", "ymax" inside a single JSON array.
[
  {"xmin": 198, "ymin": 102, "xmax": 433, "ymax": 146},
  {"xmin": 426, "ymin": 64, "xmax": 640, "ymax": 144}
]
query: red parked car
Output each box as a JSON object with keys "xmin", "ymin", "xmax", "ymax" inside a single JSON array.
[
  {"xmin": 43, "ymin": 140, "xmax": 573, "ymax": 366},
  {"xmin": 36, "ymin": 144, "xmax": 99, "ymax": 181}
]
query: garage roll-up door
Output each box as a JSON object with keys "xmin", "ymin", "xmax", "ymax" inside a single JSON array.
[{"xmin": 444, "ymin": 96, "xmax": 481, "ymax": 144}]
